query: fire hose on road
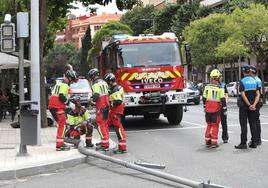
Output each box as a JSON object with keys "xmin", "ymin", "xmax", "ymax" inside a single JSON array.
[{"xmin": 78, "ymin": 141, "xmax": 228, "ymax": 188}]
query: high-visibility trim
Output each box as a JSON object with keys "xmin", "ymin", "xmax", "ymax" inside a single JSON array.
[
  {"xmin": 205, "ymin": 138, "xmax": 210, "ymax": 140},
  {"xmin": 174, "ymin": 70, "xmax": 181, "ymax": 77},
  {"xmin": 165, "ymin": 71, "xmax": 175, "ymax": 78},
  {"xmin": 97, "ymin": 126, "xmax": 104, "ymax": 138},
  {"xmin": 56, "ymin": 138, "xmax": 64, "ymax": 142},
  {"xmin": 121, "ymin": 73, "xmax": 129, "ymax": 81},
  {"xmin": 211, "ymin": 139, "xmax": 218, "ymax": 142},
  {"xmin": 101, "ymin": 140, "xmax": 109, "ymax": 143},
  {"xmin": 86, "ymin": 136, "xmax": 92, "ymax": 139},
  {"xmin": 128, "ymin": 73, "xmax": 138, "ymax": 80},
  {"xmin": 118, "ymin": 142, "xmax": 126, "ymax": 145},
  {"xmin": 119, "ymin": 128, "xmax": 124, "ymax": 140},
  {"xmin": 136, "ymin": 72, "xmax": 146, "ymax": 80}
]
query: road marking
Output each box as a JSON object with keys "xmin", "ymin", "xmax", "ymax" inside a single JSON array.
[
  {"xmin": 181, "ymin": 121, "xmax": 205, "ymax": 127},
  {"xmin": 262, "ymin": 139, "xmax": 268, "ymax": 142}
]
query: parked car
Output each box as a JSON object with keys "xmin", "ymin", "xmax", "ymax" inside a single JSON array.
[
  {"xmin": 226, "ymin": 82, "xmax": 238, "ymax": 97},
  {"xmin": 183, "ymin": 81, "xmax": 200, "ymax": 105},
  {"xmin": 69, "ymin": 78, "xmax": 92, "ymax": 107}
]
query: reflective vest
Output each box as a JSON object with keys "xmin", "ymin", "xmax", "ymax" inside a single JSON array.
[
  {"xmin": 109, "ymin": 85, "xmax": 125, "ymax": 114},
  {"xmin": 92, "ymin": 79, "xmax": 109, "ymax": 109},
  {"xmin": 67, "ymin": 107, "xmax": 90, "ymax": 126},
  {"xmin": 48, "ymin": 82, "xmax": 69, "ymax": 109},
  {"xmin": 203, "ymin": 84, "xmax": 225, "ymax": 112}
]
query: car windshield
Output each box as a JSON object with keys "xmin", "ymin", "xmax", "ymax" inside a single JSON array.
[
  {"xmin": 70, "ymin": 79, "xmax": 89, "ymax": 89},
  {"xmin": 118, "ymin": 42, "xmax": 182, "ymax": 68}
]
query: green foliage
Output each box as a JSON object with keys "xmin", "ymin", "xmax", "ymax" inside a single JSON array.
[
  {"xmin": 218, "ymin": 4, "xmax": 268, "ymax": 62},
  {"xmin": 171, "ymin": 1, "xmax": 212, "ymax": 38},
  {"xmin": 78, "ymin": 25, "xmax": 92, "ymax": 76},
  {"xmin": 89, "ymin": 21, "xmax": 133, "ymax": 59},
  {"xmin": 44, "ymin": 43, "xmax": 79, "ymax": 79},
  {"xmin": 184, "ymin": 13, "xmax": 228, "ymax": 66},
  {"xmin": 120, "ymin": 5, "xmax": 155, "ymax": 35}
]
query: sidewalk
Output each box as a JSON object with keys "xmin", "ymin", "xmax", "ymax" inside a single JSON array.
[{"xmin": 0, "ymin": 117, "xmax": 116, "ymax": 180}]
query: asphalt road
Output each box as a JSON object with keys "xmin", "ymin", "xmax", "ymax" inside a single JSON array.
[{"xmin": 2, "ymin": 101, "xmax": 268, "ymax": 188}]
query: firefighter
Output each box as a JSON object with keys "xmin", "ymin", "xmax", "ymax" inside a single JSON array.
[
  {"xmin": 219, "ymin": 72, "xmax": 229, "ymax": 143},
  {"xmin": 65, "ymin": 96, "xmax": 94, "ymax": 148},
  {"xmin": 203, "ymin": 69, "xmax": 226, "ymax": 148},
  {"xmin": 249, "ymin": 65, "xmax": 262, "ymax": 146},
  {"xmin": 48, "ymin": 70, "xmax": 78, "ymax": 151},
  {"xmin": 235, "ymin": 65, "xmax": 260, "ymax": 149},
  {"xmin": 104, "ymin": 73, "xmax": 127, "ymax": 154},
  {"xmin": 88, "ymin": 68, "xmax": 110, "ymax": 151}
]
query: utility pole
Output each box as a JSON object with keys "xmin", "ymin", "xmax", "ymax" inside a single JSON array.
[{"xmin": 31, "ymin": 0, "xmax": 41, "ymax": 145}]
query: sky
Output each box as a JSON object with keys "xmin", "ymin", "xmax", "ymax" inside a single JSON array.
[{"xmin": 69, "ymin": 0, "xmax": 124, "ymax": 16}]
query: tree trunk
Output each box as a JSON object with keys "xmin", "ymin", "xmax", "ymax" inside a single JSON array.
[{"xmin": 39, "ymin": 0, "xmax": 48, "ymax": 128}]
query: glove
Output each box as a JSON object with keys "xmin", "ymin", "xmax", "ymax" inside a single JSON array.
[{"xmin": 69, "ymin": 101, "xmax": 76, "ymax": 110}]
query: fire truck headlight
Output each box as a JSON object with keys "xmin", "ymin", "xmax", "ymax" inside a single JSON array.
[{"xmin": 173, "ymin": 93, "xmax": 187, "ymax": 100}]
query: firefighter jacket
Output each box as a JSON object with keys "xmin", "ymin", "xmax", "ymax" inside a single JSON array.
[
  {"xmin": 91, "ymin": 79, "xmax": 110, "ymax": 109},
  {"xmin": 48, "ymin": 82, "xmax": 69, "ymax": 109},
  {"xmin": 66, "ymin": 107, "xmax": 90, "ymax": 127},
  {"xmin": 203, "ymin": 84, "xmax": 226, "ymax": 113},
  {"xmin": 109, "ymin": 84, "xmax": 125, "ymax": 114}
]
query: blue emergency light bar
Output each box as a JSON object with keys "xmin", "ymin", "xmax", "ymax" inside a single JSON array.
[{"xmin": 112, "ymin": 34, "xmax": 129, "ymax": 40}]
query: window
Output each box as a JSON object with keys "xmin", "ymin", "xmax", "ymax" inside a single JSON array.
[{"xmin": 94, "ymin": 25, "xmax": 101, "ymax": 31}]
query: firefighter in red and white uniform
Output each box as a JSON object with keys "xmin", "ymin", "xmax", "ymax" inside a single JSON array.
[
  {"xmin": 203, "ymin": 69, "xmax": 226, "ymax": 148},
  {"xmin": 104, "ymin": 73, "xmax": 127, "ymax": 154},
  {"xmin": 65, "ymin": 96, "xmax": 94, "ymax": 148},
  {"xmin": 88, "ymin": 68, "xmax": 110, "ymax": 151},
  {"xmin": 48, "ymin": 70, "xmax": 78, "ymax": 151}
]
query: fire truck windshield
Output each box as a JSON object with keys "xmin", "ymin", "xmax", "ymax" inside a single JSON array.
[{"xmin": 118, "ymin": 42, "xmax": 182, "ymax": 68}]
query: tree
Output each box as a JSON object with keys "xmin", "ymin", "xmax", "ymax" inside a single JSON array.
[
  {"xmin": 88, "ymin": 21, "xmax": 133, "ymax": 62},
  {"xmin": 217, "ymin": 4, "xmax": 268, "ymax": 102},
  {"xmin": 184, "ymin": 13, "xmax": 228, "ymax": 66},
  {"xmin": 79, "ymin": 25, "xmax": 92, "ymax": 76},
  {"xmin": 171, "ymin": 1, "xmax": 212, "ymax": 38},
  {"xmin": 44, "ymin": 43, "xmax": 79, "ymax": 79},
  {"xmin": 120, "ymin": 5, "xmax": 155, "ymax": 35}
]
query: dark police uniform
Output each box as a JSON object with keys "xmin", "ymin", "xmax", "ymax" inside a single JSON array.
[
  {"xmin": 238, "ymin": 76, "xmax": 258, "ymax": 146},
  {"xmin": 253, "ymin": 75, "xmax": 262, "ymax": 144},
  {"xmin": 219, "ymin": 81, "xmax": 228, "ymax": 142}
]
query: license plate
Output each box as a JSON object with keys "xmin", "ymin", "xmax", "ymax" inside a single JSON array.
[{"xmin": 144, "ymin": 84, "xmax": 160, "ymax": 88}]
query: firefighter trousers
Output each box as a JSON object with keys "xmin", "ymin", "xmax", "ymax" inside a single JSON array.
[
  {"xmin": 96, "ymin": 107, "xmax": 109, "ymax": 149},
  {"xmin": 50, "ymin": 108, "xmax": 66, "ymax": 148},
  {"xmin": 205, "ymin": 112, "xmax": 221, "ymax": 145},
  {"xmin": 108, "ymin": 112, "xmax": 127, "ymax": 151}
]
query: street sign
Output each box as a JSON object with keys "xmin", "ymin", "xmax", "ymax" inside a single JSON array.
[{"xmin": 1, "ymin": 22, "xmax": 16, "ymax": 52}]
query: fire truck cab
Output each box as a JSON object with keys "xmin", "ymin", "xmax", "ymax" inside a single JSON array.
[{"xmin": 98, "ymin": 32, "xmax": 187, "ymax": 125}]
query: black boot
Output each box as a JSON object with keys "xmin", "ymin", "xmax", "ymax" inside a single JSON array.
[
  {"xmin": 234, "ymin": 143, "xmax": 247, "ymax": 149},
  {"xmin": 56, "ymin": 144, "xmax": 71, "ymax": 151},
  {"xmin": 85, "ymin": 141, "xmax": 94, "ymax": 148},
  {"xmin": 248, "ymin": 141, "xmax": 257, "ymax": 148}
]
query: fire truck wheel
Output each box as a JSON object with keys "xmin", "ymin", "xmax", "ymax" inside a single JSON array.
[{"xmin": 166, "ymin": 105, "xmax": 183, "ymax": 125}]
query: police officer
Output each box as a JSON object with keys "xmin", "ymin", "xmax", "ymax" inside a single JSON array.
[
  {"xmin": 65, "ymin": 96, "xmax": 94, "ymax": 148},
  {"xmin": 203, "ymin": 69, "xmax": 226, "ymax": 148},
  {"xmin": 104, "ymin": 73, "xmax": 127, "ymax": 154},
  {"xmin": 48, "ymin": 70, "xmax": 78, "ymax": 151},
  {"xmin": 235, "ymin": 65, "xmax": 260, "ymax": 149},
  {"xmin": 250, "ymin": 65, "xmax": 262, "ymax": 146},
  {"xmin": 219, "ymin": 72, "xmax": 229, "ymax": 143},
  {"xmin": 88, "ymin": 68, "xmax": 110, "ymax": 151}
]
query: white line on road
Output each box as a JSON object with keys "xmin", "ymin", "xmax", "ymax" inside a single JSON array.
[{"xmin": 261, "ymin": 139, "xmax": 268, "ymax": 142}]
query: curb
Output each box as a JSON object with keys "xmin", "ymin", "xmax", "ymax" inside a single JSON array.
[{"xmin": 0, "ymin": 156, "xmax": 87, "ymax": 180}]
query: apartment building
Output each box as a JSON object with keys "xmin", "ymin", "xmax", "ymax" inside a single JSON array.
[{"xmin": 55, "ymin": 12, "xmax": 122, "ymax": 49}]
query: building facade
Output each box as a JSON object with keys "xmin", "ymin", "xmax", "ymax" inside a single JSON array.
[{"xmin": 55, "ymin": 13, "xmax": 122, "ymax": 49}]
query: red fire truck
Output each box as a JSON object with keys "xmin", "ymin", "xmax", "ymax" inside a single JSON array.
[{"xmin": 97, "ymin": 33, "xmax": 187, "ymax": 125}]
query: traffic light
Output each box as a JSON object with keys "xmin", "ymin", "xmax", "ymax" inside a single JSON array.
[
  {"xmin": 1, "ymin": 22, "xmax": 15, "ymax": 52},
  {"xmin": 185, "ymin": 44, "xmax": 191, "ymax": 64}
]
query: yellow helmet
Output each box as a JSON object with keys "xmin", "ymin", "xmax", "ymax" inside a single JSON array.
[{"xmin": 210, "ymin": 69, "xmax": 221, "ymax": 79}]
